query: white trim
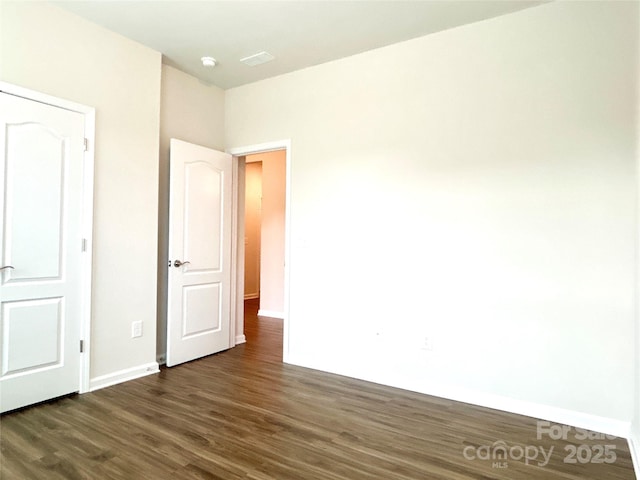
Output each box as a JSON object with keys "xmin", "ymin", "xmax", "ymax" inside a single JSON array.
[
  {"xmin": 629, "ymin": 432, "xmax": 640, "ymax": 477},
  {"xmin": 244, "ymin": 293, "xmax": 259, "ymax": 300},
  {"xmin": 258, "ymin": 309, "xmax": 284, "ymax": 319},
  {"xmin": 228, "ymin": 140, "xmax": 291, "ymax": 157},
  {"xmin": 635, "ymin": 57, "xmax": 640, "ymax": 478},
  {"xmin": 635, "ymin": 50, "xmax": 640, "ymax": 480},
  {"xmin": 230, "ymin": 151, "xmax": 240, "ymax": 350},
  {"xmin": 235, "ymin": 334, "xmax": 247, "ymax": 345},
  {"xmin": 89, "ymin": 362, "xmax": 160, "ymax": 392},
  {"xmin": 0, "ymin": 82, "xmax": 95, "ymax": 114},
  {"xmin": 288, "ymin": 352, "xmax": 633, "ymax": 439},
  {"xmin": 227, "ymin": 140, "xmax": 292, "ymax": 363},
  {"xmin": 635, "ymin": 84, "xmax": 640, "ymax": 480},
  {"xmin": 79, "ymin": 106, "xmax": 95, "ymax": 394},
  {"xmin": 629, "ymin": 433, "xmax": 640, "ymax": 475},
  {"xmin": 0, "ymin": 81, "xmax": 95, "ymax": 395}
]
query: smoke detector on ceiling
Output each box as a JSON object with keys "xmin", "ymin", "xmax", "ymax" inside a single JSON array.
[
  {"xmin": 201, "ymin": 56, "xmax": 217, "ymax": 67},
  {"xmin": 240, "ymin": 51, "xmax": 275, "ymax": 67}
]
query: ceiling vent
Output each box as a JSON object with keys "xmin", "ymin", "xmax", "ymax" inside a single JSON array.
[{"xmin": 240, "ymin": 51, "xmax": 275, "ymax": 67}]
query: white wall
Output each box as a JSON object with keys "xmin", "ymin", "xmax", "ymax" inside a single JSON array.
[
  {"xmin": 157, "ymin": 64, "xmax": 225, "ymax": 361},
  {"xmin": 226, "ymin": 0, "xmax": 639, "ymax": 426},
  {"xmin": 260, "ymin": 152, "xmax": 286, "ymax": 316},
  {"xmin": 0, "ymin": 2, "xmax": 161, "ymax": 379}
]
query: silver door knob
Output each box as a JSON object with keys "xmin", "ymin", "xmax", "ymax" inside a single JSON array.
[
  {"xmin": 0, "ymin": 265, "xmax": 14, "ymax": 271},
  {"xmin": 173, "ymin": 260, "xmax": 190, "ymax": 267}
]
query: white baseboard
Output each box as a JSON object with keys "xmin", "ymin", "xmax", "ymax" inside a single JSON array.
[
  {"xmin": 258, "ymin": 309, "xmax": 284, "ymax": 319},
  {"xmin": 438, "ymin": 385, "xmax": 632, "ymax": 439},
  {"xmin": 244, "ymin": 293, "xmax": 259, "ymax": 300},
  {"xmin": 89, "ymin": 362, "xmax": 159, "ymax": 392},
  {"xmin": 629, "ymin": 430, "xmax": 640, "ymax": 478},
  {"xmin": 235, "ymin": 334, "xmax": 246, "ymax": 345},
  {"xmin": 286, "ymin": 352, "xmax": 632, "ymax": 440}
]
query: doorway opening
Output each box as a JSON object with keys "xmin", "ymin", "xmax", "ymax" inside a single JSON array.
[
  {"xmin": 229, "ymin": 141, "xmax": 291, "ymax": 363},
  {"xmin": 244, "ymin": 151, "xmax": 286, "ymax": 318}
]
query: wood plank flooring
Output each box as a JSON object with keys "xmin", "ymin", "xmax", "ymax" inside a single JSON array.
[{"xmin": 1, "ymin": 299, "xmax": 636, "ymax": 479}]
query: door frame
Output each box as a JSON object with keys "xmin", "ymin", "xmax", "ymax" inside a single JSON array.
[
  {"xmin": 0, "ymin": 81, "xmax": 95, "ymax": 394},
  {"xmin": 228, "ymin": 140, "xmax": 291, "ymax": 362}
]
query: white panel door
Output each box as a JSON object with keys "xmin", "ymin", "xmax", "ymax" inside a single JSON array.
[
  {"xmin": 167, "ymin": 139, "xmax": 232, "ymax": 367},
  {"xmin": 0, "ymin": 92, "xmax": 85, "ymax": 412}
]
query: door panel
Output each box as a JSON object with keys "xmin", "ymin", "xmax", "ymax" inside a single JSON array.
[
  {"xmin": 5, "ymin": 123, "xmax": 65, "ymax": 280},
  {"xmin": 167, "ymin": 139, "xmax": 232, "ymax": 367},
  {"xmin": 2, "ymin": 298, "xmax": 63, "ymax": 376},
  {"xmin": 184, "ymin": 161, "xmax": 223, "ymax": 271},
  {"xmin": 182, "ymin": 283, "xmax": 221, "ymax": 337},
  {"xmin": 0, "ymin": 92, "xmax": 85, "ymax": 412}
]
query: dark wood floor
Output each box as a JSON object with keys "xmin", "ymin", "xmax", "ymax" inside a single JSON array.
[{"xmin": 1, "ymin": 299, "xmax": 636, "ymax": 479}]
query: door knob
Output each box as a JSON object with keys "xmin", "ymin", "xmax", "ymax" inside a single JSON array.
[
  {"xmin": 0, "ymin": 265, "xmax": 14, "ymax": 271},
  {"xmin": 173, "ymin": 260, "xmax": 190, "ymax": 267}
]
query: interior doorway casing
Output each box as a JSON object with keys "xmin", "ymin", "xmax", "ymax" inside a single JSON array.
[{"xmin": 228, "ymin": 140, "xmax": 291, "ymax": 362}]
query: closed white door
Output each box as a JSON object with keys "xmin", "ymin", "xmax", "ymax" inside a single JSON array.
[
  {"xmin": 167, "ymin": 139, "xmax": 232, "ymax": 367},
  {"xmin": 0, "ymin": 92, "xmax": 86, "ymax": 412}
]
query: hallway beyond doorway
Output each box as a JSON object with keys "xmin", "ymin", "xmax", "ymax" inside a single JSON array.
[{"xmin": 243, "ymin": 298, "xmax": 283, "ymax": 364}]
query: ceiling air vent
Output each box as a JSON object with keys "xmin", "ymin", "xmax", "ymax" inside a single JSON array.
[{"xmin": 240, "ymin": 51, "xmax": 275, "ymax": 67}]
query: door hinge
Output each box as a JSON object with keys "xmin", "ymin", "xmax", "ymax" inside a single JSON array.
[
  {"xmin": 83, "ymin": 138, "xmax": 88, "ymax": 152},
  {"xmin": 80, "ymin": 340, "xmax": 85, "ymax": 353},
  {"xmin": 81, "ymin": 238, "xmax": 87, "ymax": 252}
]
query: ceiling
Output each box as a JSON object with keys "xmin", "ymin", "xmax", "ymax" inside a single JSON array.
[{"xmin": 53, "ymin": 1, "xmax": 546, "ymax": 90}]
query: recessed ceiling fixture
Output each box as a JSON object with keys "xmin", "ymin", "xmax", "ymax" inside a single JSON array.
[
  {"xmin": 201, "ymin": 56, "xmax": 217, "ymax": 67},
  {"xmin": 240, "ymin": 51, "xmax": 275, "ymax": 67}
]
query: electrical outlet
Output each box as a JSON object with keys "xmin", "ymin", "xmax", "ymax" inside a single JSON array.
[{"xmin": 132, "ymin": 321, "xmax": 143, "ymax": 338}]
